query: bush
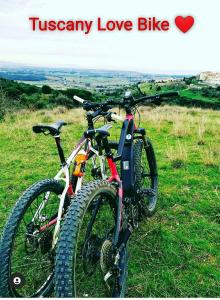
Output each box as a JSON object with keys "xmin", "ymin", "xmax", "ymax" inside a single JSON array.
[
  {"xmin": 63, "ymin": 88, "xmax": 93, "ymax": 100},
  {"xmin": 42, "ymin": 85, "xmax": 52, "ymax": 94},
  {"xmin": 24, "ymin": 85, "xmax": 39, "ymax": 95},
  {"xmin": 0, "ymin": 89, "xmax": 19, "ymax": 120},
  {"xmin": 35, "ymin": 100, "xmax": 46, "ymax": 109},
  {"xmin": 0, "ymin": 90, "xmax": 7, "ymax": 120},
  {"xmin": 5, "ymin": 87, "xmax": 22, "ymax": 98},
  {"xmin": 54, "ymin": 94, "xmax": 73, "ymax": 108},
  {"xmin": 155, "ymin": 86, "xmax": 161, "ymax": 91}
]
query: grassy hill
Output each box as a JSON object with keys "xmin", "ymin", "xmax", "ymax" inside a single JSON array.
[
  {"xmin": 0, "ymin": 77, "xmax": 220, "ymax": 122},
  {"xmin": 0, "ymin": 105, "xmax": 219, "ymax": 296},
  {"xmin": 139, "ymin": 80, "xmax": 220, "ymax": 109},
  {"xmin": 0, "ymin": 77, "xmax": 94, "ymax": 119}
]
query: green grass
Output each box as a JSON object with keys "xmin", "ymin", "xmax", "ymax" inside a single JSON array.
[
  {"xmin": 139, "ymin": 82, "xmax": 220, "ymax": 108},
  {"xmin": 180, "ymin": 90, "xmax": 220, "ymax": 104},
  {"xmin": 0, "ymin": 106, "xmax": 220, "ymax": 297}
]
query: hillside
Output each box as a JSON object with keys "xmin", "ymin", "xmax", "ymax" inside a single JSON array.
[
  {"xmin": 0, "ymin": 77, "xmax": 94, "ymax": 119},
  {"xmin": 0, "ymin": 106, "xmax": 219, "ymax": 296},
  {"xmin": 139, "ymin": 78, "xmax": 220, "ymax": 109},
  {"xmin": 0, "ymin": 76, "xmax": 220, "ymax": 121}
]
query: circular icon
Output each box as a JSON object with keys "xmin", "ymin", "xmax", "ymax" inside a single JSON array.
[
  {"xmin": 9, "ymin": 272, "xmax": 25, "ymax": 289},
  {"xmin": 126, "ymin": 134, "xmax": 132, "ymax": 140}
]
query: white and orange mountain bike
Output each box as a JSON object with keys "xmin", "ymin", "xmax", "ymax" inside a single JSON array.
[{"xmin": 0, "ymin": 95, "xmax": 123, "ymax": 297}]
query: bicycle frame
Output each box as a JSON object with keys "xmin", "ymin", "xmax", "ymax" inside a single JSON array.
[
  {"xmin": 32, "ymin": 132, "xmax": 108, "ymax": 248},
  {"xmin": 32, "ymin": 105, "xmax": 143, "ymax": 249}
]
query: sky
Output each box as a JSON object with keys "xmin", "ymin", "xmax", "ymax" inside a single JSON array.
[{"xmin": 0, "ymin": 0, "xmax": 219, "ymax": 74}]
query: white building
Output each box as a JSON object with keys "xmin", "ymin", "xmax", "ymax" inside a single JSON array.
[{"xmin": 199, "ymin": 72, "xmax": 220, "ymax": 85}]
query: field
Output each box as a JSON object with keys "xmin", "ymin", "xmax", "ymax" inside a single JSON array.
[
  {"xmin": 140, "ymin": 82, "xmax": 220, "ymax": 109},
  {"xmin": 0, "ymin": 105, "xmax": 220, "ymax": 296}
]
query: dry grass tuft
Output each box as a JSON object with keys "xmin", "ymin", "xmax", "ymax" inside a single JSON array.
[
  {"xmin": 197, "ymin": 116, "xmax": 207, "ymax": 145},
  {"xmin": 166, "ymin": 141, "xmax": 188, "ymax": 168},
  {"xmin": 201, "ymin": 144, "xmax": 220, "ymax": 167},
  {"xmin": 171, "ymin": 117, "xmax": 191, "ymax": 138}
]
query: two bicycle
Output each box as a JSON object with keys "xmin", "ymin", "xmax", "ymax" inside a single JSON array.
[{"xmin": 0, "ymin": 89, "xmax": 178, "ymax": 297}]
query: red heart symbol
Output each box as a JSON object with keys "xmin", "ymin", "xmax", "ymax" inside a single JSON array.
[{"xmin": 175, "ymin": 16, "xmax": 194, "ymax": 33}]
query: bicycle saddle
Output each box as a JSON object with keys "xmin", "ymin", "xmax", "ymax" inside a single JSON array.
[{"xmin": 33, "ymin": 120, "xmax": 67, "ymax": 136}]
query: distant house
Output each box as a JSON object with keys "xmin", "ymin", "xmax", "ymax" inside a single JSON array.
[{"xmin": 199, "ymin": 71, "xmax": 220, "ymax": 85}]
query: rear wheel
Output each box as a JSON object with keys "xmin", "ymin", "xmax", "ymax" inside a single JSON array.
[
  {"xmin": 134, "ymin": 138, "xmax": 158, "ymax": 217},
  {"xmin": 55, "ymin": 180, "xmax": 128, "ymax": 297},
  {"xmin": 0, "ymin": 179, "xmax": 69, "ymax": 297}
]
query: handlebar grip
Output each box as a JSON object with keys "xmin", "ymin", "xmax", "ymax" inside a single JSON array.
[
  {"xmin": 111, "ymin": 113, "xmax": 124, "ymax": 122},
  {"xmin": 73, "ymin": 95, "xmax": 85, "ymax": 104}
]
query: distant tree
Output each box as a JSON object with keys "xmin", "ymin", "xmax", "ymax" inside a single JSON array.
[
  {"xmin": 184, "ymin": 76, "xmax": 197, "ymax": 85},
  {"xmin": 42, "ymin": 85, "xmax": 52, "ymax": 94},
  {"xmin": 6, "ymin": 87, "xmax": 22, "ymax": 98},
  {"xmin": 63, "ymin": 88, "xmax": 92, "ymax": 100},
  {"xmin": 155, "ymin": 86, "xmax": 161, "ymax": 91},
  {"xmin": 24, "ymin": 85, "xmax": 39, "ymax": 95}
]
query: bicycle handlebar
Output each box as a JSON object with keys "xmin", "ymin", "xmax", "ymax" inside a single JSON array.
[{"xmin": 73, "ymin": 91, "xmax": 179, "ymax": 111}]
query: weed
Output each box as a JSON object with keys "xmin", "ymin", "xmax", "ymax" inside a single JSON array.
[
  {"xmin": 166, "ymin": 141, "xmax": 188, "ymax": 168},
  {"xmin": 201, "ymin": 144, "xmax": 220, "ymax": 167}
]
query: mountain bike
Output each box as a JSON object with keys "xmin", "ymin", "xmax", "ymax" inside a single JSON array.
[
  {"xmin": 0, "ymin": 100, "xmax": 121, "ymax": 297},
  {"xmin": 54, "ymin": 90, "xmax": 178, "ymax": 297}
]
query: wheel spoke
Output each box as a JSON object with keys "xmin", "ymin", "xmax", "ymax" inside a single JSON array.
[{"xmin": 6, "ymin": 183, "xmax": 62, "ymax": 297}]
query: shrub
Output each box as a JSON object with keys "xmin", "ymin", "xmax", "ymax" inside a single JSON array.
[
  {"xmin": 5, "ymin": 87, "xmax": 22, "ymax": 98},
  {"xmin": 63, "ymin": 88, "xmax": 93, "ymax": 100},
  {"xmin": 42, "ymin": 85, "xmax": 52, "ymax": 94},
  {"xmin": 54, "ymin": 94, "xmax": 73, "ymax": 108}
]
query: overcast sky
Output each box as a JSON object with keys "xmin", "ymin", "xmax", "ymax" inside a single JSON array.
[{"xmin": 0, "ymin": 0, "xmax": 219, "ymax": 74}]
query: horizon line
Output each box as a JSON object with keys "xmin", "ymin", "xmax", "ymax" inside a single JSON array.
[{"xmin": 0, "ymin": 60, "xmax": 216, "ymax": 76}]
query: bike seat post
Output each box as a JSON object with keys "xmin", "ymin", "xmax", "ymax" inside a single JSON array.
[{"xmin": 54, "ymin": 135, "xmax": 66, "ymax": 165}]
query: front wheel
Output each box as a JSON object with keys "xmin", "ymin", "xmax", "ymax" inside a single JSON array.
[
  {"xmin": 0, "ymin": 179, "xmax": 69, "ymax": 297},
  {"xmin": 134, "ymin": 138, "xmax": 158, "ymax": 217},
  {"xmin": 55, "ymin": 180, "xmax": 128, "ymax": 297}
]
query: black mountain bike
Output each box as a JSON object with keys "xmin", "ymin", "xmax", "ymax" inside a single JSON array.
[{"xmin": 54, "ymin": 90, "xmax": 178, "ymax": 297}]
